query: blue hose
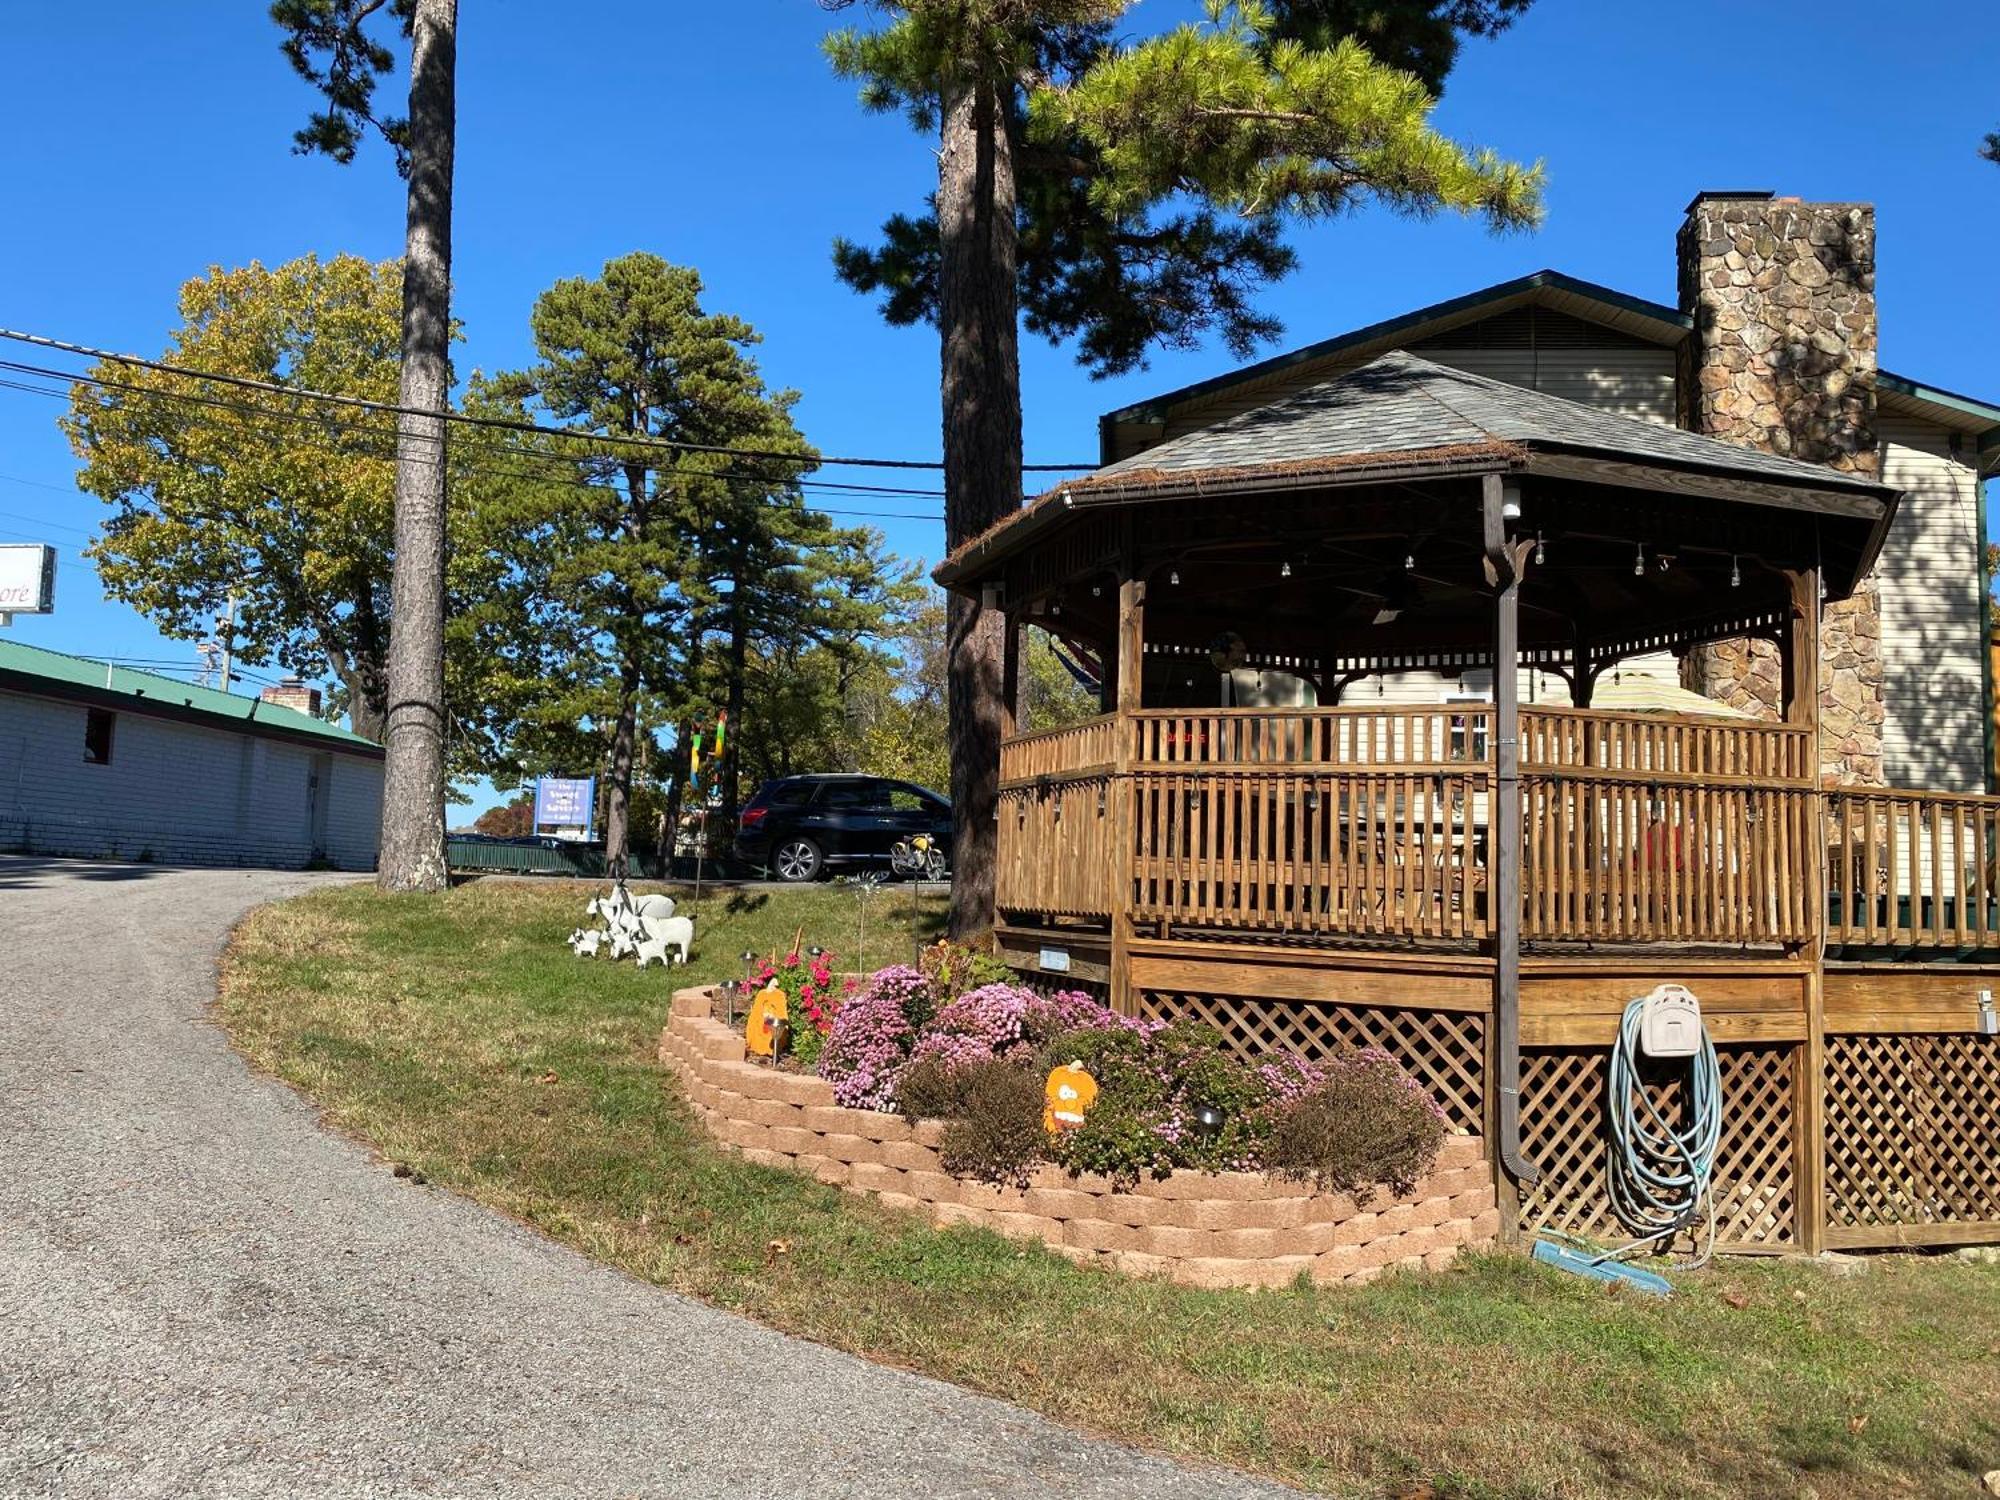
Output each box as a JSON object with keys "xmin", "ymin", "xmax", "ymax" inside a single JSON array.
[{"xmin": 1601, "ymin": 993, "xmax": 1722, "ymax": 1267}]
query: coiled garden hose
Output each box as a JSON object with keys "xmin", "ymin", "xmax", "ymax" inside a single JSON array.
[{"xmin": 1599, "ymin": 993, "xmax": 1722, "ymax": 1268}]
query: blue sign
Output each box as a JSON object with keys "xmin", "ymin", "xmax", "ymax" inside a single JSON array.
[{"xmin": 533, "ymin": 776, "xmax": 595, "ymax": 834}]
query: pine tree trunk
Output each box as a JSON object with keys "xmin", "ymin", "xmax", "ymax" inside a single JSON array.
[
  {"xmin": 603, "ymin": 658, "xmax": 640, "ymax": 882},
  {"xmin": 375, "ymin": 0, "xmax": 456, "ymax": 893},
  {"xmin": 936, "ymin": 76, "xmax": 1021, "ymax": 940}
]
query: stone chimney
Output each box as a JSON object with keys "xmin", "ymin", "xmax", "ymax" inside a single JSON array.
[
  {"xmin": 1676, "ymin": 191, "xmax": 1885, "ymax": 785},
  {"xmin": 260, "ymin": 677, "xmax": 323, "ymax": 717}
]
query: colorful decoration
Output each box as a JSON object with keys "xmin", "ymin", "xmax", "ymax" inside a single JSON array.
[
  {"xmin": 747, "ymin": 983, "xmax": 789, "ymax": 1058},
  {"xmin": 1043, "ymin": 1060, "xmax": 1099, "ymax": 1133}
]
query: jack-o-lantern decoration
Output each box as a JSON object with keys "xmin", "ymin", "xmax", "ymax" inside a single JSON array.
[
  {"xmin": 1043, "ymin": 1060, "xmax": 1098, "ymax": 1133},
  {"xmin": 746, "ymin": 983, "xmax": 789, "ymax": 1057}
]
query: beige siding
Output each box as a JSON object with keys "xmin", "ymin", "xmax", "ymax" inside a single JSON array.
[
  {"xmin": 1875, "ymin": 419, "xmax": 1986, "ymax": 791},
  {"xmin": 1350, "ymin": 652, "xmax": 1680, "ymax": 707}
]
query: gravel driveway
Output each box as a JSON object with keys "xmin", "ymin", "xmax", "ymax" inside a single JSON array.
[{"xmin": 0, "ymin": 857, "xmax": 1295, "ymax": 1499}]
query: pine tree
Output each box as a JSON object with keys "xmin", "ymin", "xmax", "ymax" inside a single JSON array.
[
  {"xmin": 824, "ymin": 0, "xmax": 1543, "ymax": 936},
  {"xmin": 476, "ymin": 254, "xmax": 820, "ymax": 880},
  {"xmin": 272, "ymin": 0, "xmax": 459, "ymax": 893}
]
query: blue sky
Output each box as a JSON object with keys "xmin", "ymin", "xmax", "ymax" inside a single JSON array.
[{"xmin": 2, "ymin": 1, "xmax": 1995, "ymax": 813}]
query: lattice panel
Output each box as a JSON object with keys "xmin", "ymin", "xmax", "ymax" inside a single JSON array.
[
  {"xmin": 1137, "ymin": 991, "xmax": 1485, "ymax": 1134},
  {"xmin": 1825, "ymin": 1032, "xmax": 2000, "ymax": 1229},
  {"xmin": 1519, "ymin": 1042, "xmax": 1798, "ymax": 1249}
]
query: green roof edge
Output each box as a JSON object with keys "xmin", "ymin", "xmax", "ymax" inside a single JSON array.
[{"xmin": 0, "ymin": 638, "xmax": 381, "ymax": 757}]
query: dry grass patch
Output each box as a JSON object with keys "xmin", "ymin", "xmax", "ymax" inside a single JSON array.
[{"xmin": 218, "ymin": 879, "xmax": 2000, "ymax": 1499}]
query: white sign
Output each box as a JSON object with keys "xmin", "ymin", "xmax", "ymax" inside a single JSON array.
[
  {"xmin": 1038, "ymin": 947, "xmax": 1072, "ymax": 974},
  {"xmin": 0, "ymin": 544, "xmax": 56, "ymax": 615}
]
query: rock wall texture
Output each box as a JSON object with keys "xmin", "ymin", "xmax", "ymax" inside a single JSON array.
[
  {"xmin": 1677, "ymin": 194, "xmax": 1886, "ymax": 786},
  {"xmin": 660, "ymin": 986, "xmax": 1497, "ymax": 1290}
]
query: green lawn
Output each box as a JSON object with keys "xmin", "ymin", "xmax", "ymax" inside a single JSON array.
[{"xmin": 217, "ymin": 878, "xmax": 2000, "ymax": 1499}]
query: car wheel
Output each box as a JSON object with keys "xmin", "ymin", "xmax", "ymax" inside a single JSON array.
[{"xmin": 772, "ymin": 838, "xmax": 823, "ymax": 883}]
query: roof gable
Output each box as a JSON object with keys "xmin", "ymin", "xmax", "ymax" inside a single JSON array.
[
  {"xmin": 1098, "ymin": 350, "xmax": 1886, "ymax": 496},
  {"xmin": 1100, "ymin": 269, "xmax": 2000, "ymax": 470}
]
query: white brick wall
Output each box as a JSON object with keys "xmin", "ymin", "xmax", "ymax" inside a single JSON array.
[{"xmin": 0, "ymin": 687, "xmax": 381, "ymax": 870}]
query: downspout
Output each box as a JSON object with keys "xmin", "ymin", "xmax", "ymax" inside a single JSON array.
[{"xmin": 1482, "ymin": 473, "xmax": 1540, "ymax": 1188}]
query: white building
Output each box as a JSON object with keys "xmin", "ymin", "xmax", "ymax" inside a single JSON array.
[{"xmin": 0, "ymin": 639, "xmax": 382, "ymax": 870}]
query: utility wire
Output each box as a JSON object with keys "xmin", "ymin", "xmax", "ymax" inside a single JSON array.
[
  {"xmin": 0, "ymin": 370, "xmax": 950, "ymax": 522},
  {"xmin": 0, "ymin": 326, "xmax": 1096, "ymax": 474}
]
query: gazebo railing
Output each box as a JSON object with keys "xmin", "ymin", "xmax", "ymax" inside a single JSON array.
[
  {"xmin": 994, "ymin": 705, "xmax": 1890, "ymax": 950},
  {"xmin": 1825, "ymin": 787, "xmax": 2000, "ymax": 951}
]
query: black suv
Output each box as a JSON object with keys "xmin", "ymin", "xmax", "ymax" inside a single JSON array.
[{"xmin": 733, "ymin": 774, "xmax": 951, "ymax": 882}]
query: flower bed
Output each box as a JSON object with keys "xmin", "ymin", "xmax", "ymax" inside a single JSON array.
[{"xmin": 661, "ymin": 983, "xmax": 1498, "ymax": 1290}]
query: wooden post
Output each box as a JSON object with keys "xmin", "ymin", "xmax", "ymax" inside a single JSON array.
[
  {"xmin": 1570, "ymin": 626, "xmax": 1594, "ymax": 710},
  {"xmin": 1000, "ymin": 613, "xmax": 1022, "ymax": 740},
  {"xmin": 1483, "ymin": 474, "xmax": 1538, "ymax": 1238},
  {"xmin": 1784, "ymin": 563, "xmax": 1827, "ymax": 1254},
  {"xmin": 1110, "ymin": 573, "xmax": 1145, "ymax": 1016}
]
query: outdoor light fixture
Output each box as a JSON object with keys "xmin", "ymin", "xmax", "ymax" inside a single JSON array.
[
  {"xmin": 808, "ymin": 946, "xmax": 825, "ymax": 958},
  {"xmin": 1535, "ymin": 531, "xmax": 1546, "ymax": 565},
  {"xmin": 1500, "ymin": 483, "xmax": 1522, "ymax": 521},
  {"xmin": 1280, "ymin": 560, "xmax": 1292, "ymax": 578},
  {"xmin": 1169, "ymin": 568, "xmax": 1181, "ymax": 585},
  {"xmin": 1633, "ymin": 544, "xmax": 1645, "ymax": 577},
  {"xmin": 1730, "ymin": 554, "xmax": 1742, "ymax": 588},
  {"xmin": 1191, "ymin": 1103, "xmax": 1227, "ymax": 1142},
  {"xmin": 1403, "ymin": 552, "xmax": 1415, "ymax": 571}
]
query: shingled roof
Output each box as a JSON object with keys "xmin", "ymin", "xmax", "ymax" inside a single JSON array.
[
  {"xmin": 937, "ymin": 350, "xmax": 1896, "ymax": 586},
  {"xmin": 1094, "ymin": 350, "xmax": 1885, "ymax": 493}
]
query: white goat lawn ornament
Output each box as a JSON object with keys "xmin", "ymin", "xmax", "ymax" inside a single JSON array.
[
  {"xmin": 575, "ymin": 885, "xmax": 691, "ymax": 967},
  {"xmin": 634, "ymin": 914, "xmax": 695, "ymax": 968}
]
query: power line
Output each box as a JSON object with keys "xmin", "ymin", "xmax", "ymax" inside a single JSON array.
[
  {"xmin": 0, "ymin": 325, "xmax": 1097, "ymax": 474},
  {"xmin": 0, "ymin": 370, "xmax": 949, "ymax": 523}
]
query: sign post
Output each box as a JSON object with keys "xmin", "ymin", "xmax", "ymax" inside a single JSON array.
[
  {"xmin": 532, "ymin": 775, "xmax": 596, "ymax": 841},
  {"xmin": 0, "ymin": 543, "xmax": 57, "ymax": 628}
]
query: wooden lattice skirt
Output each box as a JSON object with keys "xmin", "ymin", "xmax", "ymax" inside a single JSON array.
[{"xmin": 1519, "ymin": 1041, "xmax": 1799, "ymax": 1249}]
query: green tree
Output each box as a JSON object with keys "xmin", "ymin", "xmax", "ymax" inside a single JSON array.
[
  {"xmin": 476, "ymin": 254, "xmax": 820, "ymax": 880},
  {"xmin": 833, "ymin": 1, "xmax": 1536, "ymax": 379},
  {"xmin": 825, "ymin": 0, "xmax": 1543, "ymax": 936},
  {"xmin": 63, "ymin": 255, "xmax": 407, "ymax": 741},
  {"xmin": 274, "ymin": 0, "xmax": 459, "ymax": 893}
]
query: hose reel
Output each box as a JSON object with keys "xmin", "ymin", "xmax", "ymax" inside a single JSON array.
[{"xmin": 1533, "ymin": 982, "xmax": 1723, "ymax": 1293}]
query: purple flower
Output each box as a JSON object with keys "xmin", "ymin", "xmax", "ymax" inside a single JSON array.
[{"xmin": 817, "ymin": 965, "xmax": 931, "ymax": 1111}]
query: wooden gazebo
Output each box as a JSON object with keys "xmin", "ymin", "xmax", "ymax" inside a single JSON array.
[{"xmin": 939, "ymin": 353, "xmax": 2000, "ymax": 1255}]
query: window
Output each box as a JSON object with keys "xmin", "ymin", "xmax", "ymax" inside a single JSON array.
[
  {"xmin": 887, "ymin": 788, "xmax": 930, "ymax": 813},
  {"xmin": 83, "ymin": 708, "xmax": 115, "ymax": 765},
  {"xmin": 1444, "ymin": 693, "xmax": 1490, "ymax": 763},
  {"xmin": 817, "ymin": 781, "xmax": 890, "ymax": 812}
]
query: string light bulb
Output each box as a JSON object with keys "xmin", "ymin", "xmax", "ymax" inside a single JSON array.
[
  {"xmin": 1534, "ymin": 531, "xmax": 1546, "ymax": 565},
  {"xmin": 1280, "ymin": 560, "xmax": 1292, "ymax": 578},
  {"xmin": 1730, "ymin": 554, "xmax": 1741, "ymax": 588},
  {"xmin": 1633, "ymin": 544, "xmax": 1645, "ymax": 577},
  {"xmin": 1169, "ymin": 567, "xmax": 1180, "ymax": 586},
  {"xmin": 1404, "ymin": 552, "xmax": 1416, "ymax": 572}
]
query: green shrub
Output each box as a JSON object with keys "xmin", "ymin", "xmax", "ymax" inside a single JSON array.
[
  {"xmin": 1039, "ymin": 1023, "xmax": 1273, "ymax": 1188},
  {"xmin": 918, "ymin": 939, "xmax": 1013, "ymax": 1004}
]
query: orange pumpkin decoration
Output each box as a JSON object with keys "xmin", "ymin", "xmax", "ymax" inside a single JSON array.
[
  {"xmin": 745, "ymin": 983, "xmax": 789, "ymax": 1057},
  {"xmin": 1043, "ymin": 1060, "xmax": 1098, "ymax": 1133}
]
